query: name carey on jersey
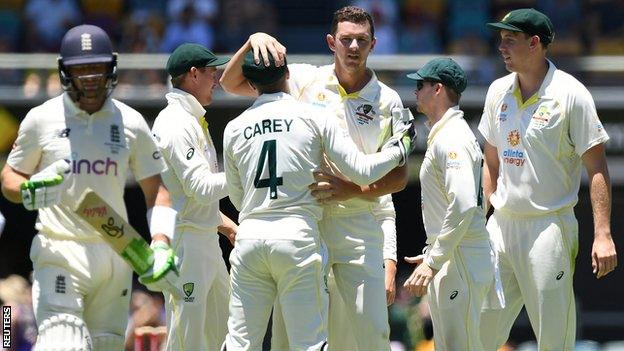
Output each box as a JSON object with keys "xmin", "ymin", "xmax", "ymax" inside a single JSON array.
[{"xmin": 243, "ymin": 118, "xmax": 293, "ymax": 140}]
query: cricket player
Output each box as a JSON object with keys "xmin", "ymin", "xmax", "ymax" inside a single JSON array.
[
  {"xmin": 220, "ymin": 7, "xmax": 411, "ymax": 350},
  {"xmin": 222, "ymin": 50, "xmax": 415, "ymax": 351},
  {"xmin": 402, "ymin": 58, "xmax": 494, "ymax": 351},
  {"xmin": 479, "ymin": 9, "xmax": 617, "ymax": 350},
  {"xmin": 0, "ymin": 25, "xmax": 178, "ymax": 350},
  {"xmin": 151, "ymin": 43, "xmax": 238, "ymax": 351}
]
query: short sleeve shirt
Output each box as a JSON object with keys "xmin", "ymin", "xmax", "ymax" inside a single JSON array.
[
  {"xmin": 478, "ymin": 61, "xmax": 609, "ymax": 215},
  {"xmin": 287, "ymin": 63, "xmax": 409, "ymax": 216},
  {"xmin": 7, "ymin": 94, "xmax": 165, "ymax": 239}
]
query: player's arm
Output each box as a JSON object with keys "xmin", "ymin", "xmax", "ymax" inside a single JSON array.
[
  {"xmin": 310, "ymin": 166, "xmax": 407, "ymax": 203},
  {"xmin": 154, "ymin": 125, "xmax": 228, "ymax": 204},
  {"xmin": 424, "ymin": 144, "xmax": 479, "ymax": 271},
  {"xmin": 138, "ymin": 174, "xmax": 175, "ymax": 245},
  {"xmin": 218, "ymin": 211, "xmax": 237, "ymax": 246},
  {"xmin": 582, "ymin": 143, "xmax": 617, "ymax": 278},
  {"xmin": 223, "ymin": 124, "xmax": 244, "ymax": 211},
  {"xmin": 0, "ymin": 164, "xmax": 29, "ymax": 203},
  {"xmin": 220, "ymin": 32, "xmax": 286, "ymax": 97},
  {"xmin": 384, "ymin": 257, "xmax": 397, "ymax": 305},
  {"xmin": 482, "ymin": 142, "xmax": 499, "ymax": 213}
]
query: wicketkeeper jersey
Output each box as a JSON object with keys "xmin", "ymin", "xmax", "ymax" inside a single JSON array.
[
  {"xmin": 478, "ymin": 60, "xmax": 609, "ymax": 215},
  {"xmin": 287, "ymin": 63, "xmax": 412, "ymax": 217},
  {"xmin": 152, "ymin": 89, "xmax": 228, "ymax": 231},
  {"xmin": 223, "ymin": 92, "xmax": 402, "ymax": 240},
  {"xmin": 7, "ymin": 94, "xmax": 166, "ymax": 240},
  {"xmin": 420, "ymin": 107, "xmax": 489, "ymax": 270}
]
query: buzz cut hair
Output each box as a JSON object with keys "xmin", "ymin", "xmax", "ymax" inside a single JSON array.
[{"xmin": 330, "ymin": 6, "xmax": 375, "ymax": 38}]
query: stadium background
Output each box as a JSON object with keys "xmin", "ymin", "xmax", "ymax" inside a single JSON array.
[{"xmin": 0, "ymin": 0, "xmax": 623, "ymax": 349}]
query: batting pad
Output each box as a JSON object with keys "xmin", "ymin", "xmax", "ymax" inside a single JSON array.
[{"xmin": 35, "ymin": 313, "xmax": 92, "ymax": 351}]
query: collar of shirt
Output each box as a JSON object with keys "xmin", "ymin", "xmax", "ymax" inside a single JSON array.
[
  {"xmin": 252, "ymin": 91, "xmax": 295, "ymax": 108},
  {"xmin": 427, "ymin": 105, "xmax": 463, "ymax": 146},
  {"xmin": 165, "ymin": 88, "xmax": 207, "ymax": 125},
  {"xmin": 325, "ymin": 65, "xmax": 381, "ymax": 102},
  {"xmin": 62, "ymin": 93, "xmax": 114, "ymax": 119},
  {"xmin": 509, "ymin": 59, "xmax": 557, "ymax": 109}
]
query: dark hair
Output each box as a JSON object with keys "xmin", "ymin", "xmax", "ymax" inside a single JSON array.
[
  {"xmin": 330, "ymin": 6, "xmax": 375, "ymax": 38},
  {"xmin": 445, "ymin": 87, "xmax": 461, "ymax": 105},
  {"xmin": 250, "ymin": 74, "xmax": 288, "ymax": 95}
]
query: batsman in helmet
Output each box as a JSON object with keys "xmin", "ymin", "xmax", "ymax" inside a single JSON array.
[{"xmin": 1, "ymin": 24, "xmax": 178, "ymax": 350}]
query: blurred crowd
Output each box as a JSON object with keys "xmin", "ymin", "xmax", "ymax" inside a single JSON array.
[{"xmin": 0, "ymin": 0, "xmax": 623, "ymax": 56}]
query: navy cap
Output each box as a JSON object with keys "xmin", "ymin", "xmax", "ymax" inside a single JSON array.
[
  {"xmin": 59, "ymin": 25, "xmax": 114, "ymax": 66},
  {"xmin": 407, "ymin": 58, "xmax": 467, "ymax": 94},
  {"xmin": 241, "ymin": 50, "xmax": 287, "ymax": 86}
]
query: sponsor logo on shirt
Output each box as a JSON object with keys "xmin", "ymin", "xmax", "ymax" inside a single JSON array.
[
  {"xmin": 556, "ymin": 271, "xmax": 565, "ymax": 280},
  {"xmin": 186, "ymin": 148, "xmax": 195, "ymax": 160},
  {"xmin": 499, "ymin": 103, "xmax": 508, "ymax": 122},
  {"xmin": 65, "ymin": 157, "xmax": 119, "ymax": 176},
  {"xmin": 446, "ymin": 151, "xmax": 461, "ymax": 169},
  {"xmin": 355, "ymin": 104, "xmax": 375, "ymax": 125},
  {"xmin": 57, "ymin": 128, "xmax": 71, "ymax": 138},
  {"xmin": 502, "ymin": 149, "xmax": 525, "ymax": 167},
  {"xmin": 317, "ymin": 92, "xmax": 326, "ymax": 101},
  {"xmin": 106, "ymin": 124, "xmax": 124, "ymax": 154},
  {"xmin": 531, "ymin": 105, "xmax": 551, "ymax": 128},
  {"xmin": 450, "ymin": 290, "xmax": 459, "ymax": 300},
  {"xmin": 55, "ymin": 275, "xmax": 66, "ymax": 294},
  {"xmin": 152, "ymin": 151, "xmax": 161, "ymax": 160},
  {"xmin": 507, "ymin": 130, "xmax": 521, "ymax": 147}
]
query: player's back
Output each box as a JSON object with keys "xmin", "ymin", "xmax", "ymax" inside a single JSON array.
[{"xmin": 224, "ymin": 93, "xmax": 328, "ymax": 224}]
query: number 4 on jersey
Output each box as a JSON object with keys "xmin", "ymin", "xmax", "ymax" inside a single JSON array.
[{"xmin": 254, "ymin": 139, "xmax": 283, "ymax": 199}]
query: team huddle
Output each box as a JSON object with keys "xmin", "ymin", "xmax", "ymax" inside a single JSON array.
[{"xmin": 0, "ymin": 5, "xmax": 617, "ymax": 351}]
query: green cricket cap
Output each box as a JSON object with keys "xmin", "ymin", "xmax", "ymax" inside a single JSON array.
[
  {"xmin": 486, "ymin": 8, "xmax": 555, "ymax": 45},
  {"xmin": 166, "ymin": 43, "xmax": 230, "ymax": 77},
  {"xmin": 241, "ymin": 50, "xmax": 287, "ymax": 86},
  {"xmin": 406, "ymin": 57, "xmax": 467, "ymax": 94}
]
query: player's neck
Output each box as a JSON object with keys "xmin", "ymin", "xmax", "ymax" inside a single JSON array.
[
  {"xmin": 335, "ymin": 66, "xmax": 371, "ymax": 94},
  {"xmin": 428, "ymin": 103, "xmax": 454, "ymax": 126},
  {"xmin": 516, "ymin": 58, "xmax": 549, "ymax": 102}
]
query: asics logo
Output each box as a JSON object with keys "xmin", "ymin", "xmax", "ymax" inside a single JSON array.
[
  {"xmin": 556, "ymin": 271, "xmax": 564, "ymax": 280},
  {"xmin": 450, "ymin": 290, "xmax": 459, "ymax": 300},
  {"xmin": 65, "ymin": 157, "xmax": 118, "ymax": 176}
]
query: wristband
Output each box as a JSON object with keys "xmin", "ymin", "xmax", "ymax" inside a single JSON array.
[{"xmin": 146, "ymin": 206, "xmax": 177, "ymax": 241}]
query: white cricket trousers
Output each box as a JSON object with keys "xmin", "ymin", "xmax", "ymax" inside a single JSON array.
[
  {"xmin": 480, "ymin": 208, "xmax": 578, "ymax": 351},
  {"xmin": 427, "ymin": 244, "xmax": 494, "ymax": 351},
  {"xmin": 321, "ymin": 210, "xmax": 390, "ymax": 351},
  {"xmin": 226, "ymin": 219, "xmax": 328, "ymax": 351},
  {"xmin": 163, "ymin": 227, "xmax": 229, "ymax": 351},
  {"xmin": 30, "ymin": 234, "xmax": 132, "ymax": 348}
]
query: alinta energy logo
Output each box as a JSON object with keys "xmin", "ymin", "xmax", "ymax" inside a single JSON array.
[{"xmin": 503, "ymin": 130, "xmax": 525, "ymax": 167}]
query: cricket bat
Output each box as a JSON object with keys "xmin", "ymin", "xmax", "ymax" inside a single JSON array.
[{"xmin": 74, "ymin": 189, "xmax": 154, "ymax": 275}]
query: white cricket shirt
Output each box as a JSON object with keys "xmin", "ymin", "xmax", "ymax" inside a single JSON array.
[
  {"xmin": 7, "ymin": 94, "xmax": 166, "ymax": 240},
  {"xmin": 478, "ymin": 61, "xmax": 609, "ymax": 215},
  {"xmin": 223, "ymin": 92, "xmax": 402, "ymax": 240},
  {"xmin": 152, "ymin": 89, "xmax": 228, "ymax": 231},
  {"xmin": 287, "ymin": 63, "xmax": 411, "ymax": 217},
  {"xmin": 420, "ymin": 107, "xmax": 489, "ymax": 270}
]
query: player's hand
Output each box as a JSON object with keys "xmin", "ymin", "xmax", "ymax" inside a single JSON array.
[
  {"xmin": 20, "ymin": 160, "xmax": 71, "ymax": 211},
  {"xmin": 249, "ymin": 32, "xmax": 287, "ymax": 67},
  {"xmin": 139, "ymin": 242, "xmax": 183, "ymax": 299},
  {"xmin": 403, "ymin": 260, "xmax": 437, "ymax": 297},
  {"xmin": 309, "ymin": 171, "xmax": 360, "ymax": 203},
  {"xmin": 384, "ymin": 259, "xmax": 397, "ymax": 305},
  {"xmin": 591, "ymin": 233, "xmax": 617, "ymax": 279},
  {"xmin": 382, "ymin": 110, "xmax": 417, "ymax": 167}
]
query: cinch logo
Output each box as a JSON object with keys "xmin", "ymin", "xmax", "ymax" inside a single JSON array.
[
  {"xmin": 65, "ymin": 158, "xmax": 118, "ymax": 176},
  {"xmin": 502, "ymin": 149, "xmax": 525, "ymax": 167}
]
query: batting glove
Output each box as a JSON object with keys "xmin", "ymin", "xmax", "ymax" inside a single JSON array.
[
  {"xmin": 139, "ymin": 241, "xmax": 183, "ymax": 299},
  {"xmin": 20, "ymin": 160, "xmax": 71, "ymax": 211}
]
